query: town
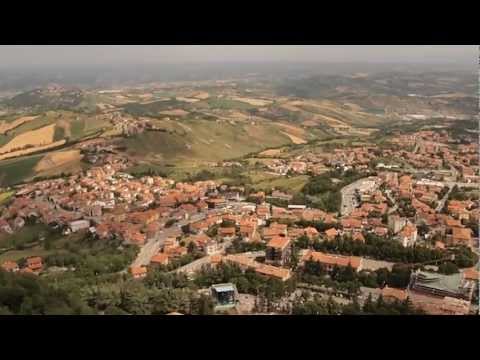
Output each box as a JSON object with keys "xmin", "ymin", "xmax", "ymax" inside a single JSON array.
[{"xmin": 1, "ymin": 125, "xmax": 478, "ymax": 315}]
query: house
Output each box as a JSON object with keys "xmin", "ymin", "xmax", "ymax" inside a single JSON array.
[
  {"xmin": 255, "ymin": 264, "xmax": 292, "ymax": 282},
  {"xmin": 1, "ymin": 260, "xmax": 19, "ymax": 273},
  {"xmin": 451, "ymin": 227, "xmax": 473, "ymax": 247},
  {"xmin": 262, "ymin": 222, "xmax": 288, "ymax": 240},
  {"xmin": 123, "ymin": 229, "xmax": 146, "ymax": 245},
  {"xmin": 95, "ymin": 223, "xmax": 111, "ymax": 239},
  {"xmin": 26, "ymin": 256, "xmax": 43, "ymax": 272},
  {"xmin": 439, "ymin": 297, "xmax": 471, "ymax": 315},
  {"xmin": 218, "ymin": 227, "xmax": 236, "ymax": 239},
  {"xmin": 206, "ymin": 198, "xmax": 227, "ymax": 209},
  {"xmin": 447, "ymin": 201, "xmax": 472, "ymax": 221},
  {"xmin": 190, "ymin": 220, "xmax": 210, "ymax": 233},
  {"xmin": 157, "ymin": 195, "xmax": 177, "ymax": 207},
  {"xmin": 341, "ymin": 217, "xmax": 362, "ymax": 232},
  {"xmin": 150, "ymin": 253, "xmax": 169, "ymax": 266},
  {"xmin": 129, "ymin": 266, "xmax": 147, "ymax": 279},
  {"xmin": 205, "ymin": 240, "xmax": 221, "ymax": 255},
  {"xmin": 381, "ymin": 286, "xmax": 408, "ymax": 302},
  {"xmin": 185, "ymin": 233, "xmax": 212, "ymax": 250},
  {"xmin": 68, "ymin": 219, "xmax": 91, "ymax": 233},
  {"xmin": 223, "ymin": 254, "xmax": 257, "ymax": 271},
  {"xmin": 239, "ymin": 224, "xmax": 257, "ymax": 242},
  {"xmin": 164, "ymin": 246, "xmax": 188, "ymax": 258},
  {"xmin": 145, "ymin": 222, "xmax": 161, "ymax": 240},
  {"xmin": 435, "ymin": 241, "xmax": 446, "ymax": 249},
  {"xmin": 374, "ymin": 226, "xmax": 389, "ymax": 237},
  {"xmin": 302, "ymin": 209, "xmax": 327, "ymax": 222},
  {"xmin": 324, "ymin": 227, "xmax": 339, "ymax": 240},
  {"xmin": 265, "ymin": 236, "xmax": 292, "ymax": 266},
  {"xmin": 209, "ymin": 254, "xmax": 223, "ymax": 269},
  {"xmin": 303, "ymin": 251, "xmax": 363, "ymax": 272},
  {"xmin": 249, "ymin": 191, "xmax": 265, "ymax": 203},
  {"xmin": 195, "ymin": 200, "xmax": 209, "ymax": 211},
  {"xmin": 0, "ymin": 219, "xmax": 13, "ymax": 234},
  {"xmin": 352, "ymin": 232, "xmax": 365, "ymax": 243},
  {"xmin": 19, "ymin": 267, "xmax": 36, "ymax": 275},
  {"xmin": 269, "ymin": 190, "xmax": 293, "ymax": 202},
  {"xmin": 304, "ymin": 226, "xmax": 319, "ymax": 239},
  {"xmin": 463, "ymin": 267, "xmax": 479, "ymax": 282},
  {"xmin": 396, "ymin": 222, "xmax": 418, "ymax": 247},
  {"xmin": 388, "ymin": 215, "xmax": 407, "ymax": 234},
  {"xmin": 12, "ymin": 217, "xmax": 25, "ymax": 230},
  {"xmin": 288, "ymin": 227, "xmax": 305, "ymax": 239},
  {"xmin": 256, "ymin": 205, "xmax": 271, "ymax": 223}
]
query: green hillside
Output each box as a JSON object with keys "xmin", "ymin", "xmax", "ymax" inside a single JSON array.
[{"xmin": 121, "ymin": 119, "xmax": 297, "ymax": 165}]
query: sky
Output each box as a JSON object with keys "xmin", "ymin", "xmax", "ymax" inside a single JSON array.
[{"xmin": 0, "ymin": 45, "xmax": 476, "ymax": 68}]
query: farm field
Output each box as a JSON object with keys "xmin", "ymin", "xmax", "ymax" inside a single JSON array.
[
  {"xmin": 0, "ymin": 115, "xmax": 39, "ymax": 135},
  {"xmin": 0, "ymin": 154, "xmax": 43, "ymax": 186},
  {"xmin": 34, "ymin": 149, "xmax": 83, "ymax": 174},
  {"xmin": 121, "ymin": 119, "xmax": 295, "ymax": 165}
]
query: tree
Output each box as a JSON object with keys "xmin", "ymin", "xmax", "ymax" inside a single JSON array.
[
  {"xmin": 363, "ymin": 294, "xmax": 375, "ymax": 314},
  {"xmin": 192, "ymin": 294, "xmax": 215, "ymax": 315},
  {"xmin": 296, "ymin": 235, "xmax": 310, "ymax": 249},
  {"xmin": 342, "ymin": 296, "xmax": 362, "ymax": 315},
  {"xmin": 438, "ymin": 262, "xmax": 459, "ymax": 275},
  {"xmin": 119, "ymin": 281, "xmax": 152, "ymax": 315},
  {"xmin": 387, "ymin": 265, "xmax": 411, "ymax": 288},
  {"xmin": 187, "ymin": 241, "xmax": 197, "ymax": 254}
]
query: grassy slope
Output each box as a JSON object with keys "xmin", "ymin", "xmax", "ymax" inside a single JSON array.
[
  {"xmin": 0, "ymin": 154, "xmax": 43, "ymax": 186},
  {"xmin": 249, "ymin": 174, "xmax": 310, "ymax": 193},
  {"xmin": 122, "ymin": 119, "xmax": 293, "ymax": 165}
]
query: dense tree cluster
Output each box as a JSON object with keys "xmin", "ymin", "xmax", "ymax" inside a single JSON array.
[
  {"xmin": 45, "ymin": 237, "xmax": 138, "ymax": 277},
  {"xmin": 301, "ymin": 169, "xmax": 367, "ymax": 212},
  {"xmin": 194, "ymin": 263, "xmax": 296, "ymax": 301},
  {"xmin": 299, "ymin": 260, "xmax": 412, "ymax": 296},
  {"xmin": 292, "ymin": 293, "xmax": 423, "ymax": 315},
  {"xmin": 0, "ymin": 269, "xmax": 94, "ymax": 315},
  {"xmin": 310, "ymin": 234, "xmax": 479, "ymax": 267},
  {"xmin": 226, "ymin": 238, "xmax": 266, "ymax": 254}
]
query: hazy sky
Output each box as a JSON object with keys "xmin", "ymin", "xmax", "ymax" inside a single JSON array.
[{"xmin": 0, "ymin": 45, "xmax": 476, "ymax": 67}]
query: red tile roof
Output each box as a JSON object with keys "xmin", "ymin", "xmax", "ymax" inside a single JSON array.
[
  {"xmin": 267, "ymin": 236, "xmax": 291, "ymax": 250},
  {"xmin": 306, "ymin": 251, "xmax": 362, "ymax": 270},
  {"xmin": 324, "ymin": 228, "xmax": 338, "ymax": 239},
  {"xmin": 150, "ymin": 253, "xmax": 169, "ymax": 265},
  {"xmin": 381, "ymin": 286, "xmax": 408, "ymax": 301},
  {"xmin": 1, "ymin": 261, "xmax": 19, "ymax": 272},
  {"xmin": 255, "ymin": 264, "xmax": 291, "ymax": 281},
  {"xmin": 129, "ymin": 266, "xmax": 147, "ymax": 277}
]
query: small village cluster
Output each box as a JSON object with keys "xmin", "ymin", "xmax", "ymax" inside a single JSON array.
[{"xmin": 259, "ymin": 130, "xmax": 479, "ymax": 181}]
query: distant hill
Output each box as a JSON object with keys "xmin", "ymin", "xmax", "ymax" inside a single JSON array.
[
  {"xmin": 276, "ymin": 72, "xmax": 478, "ymax": 117},
  {"xmin": 5, "ymin": 86, "xmax": 95, "ymax": 112}
]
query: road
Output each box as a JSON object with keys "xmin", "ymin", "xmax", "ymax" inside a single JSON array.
[
  {"xmin": 340, "ymin": 182, "xmax": 360, "ymax": 216},
  {"xmin": 130, "ymin": 201, "xmax": 258, "ymax": 268},
  {"xmin": 174, "ymin": 247, "xmax": 264, "ymax": 275},
  {"xmin": 435, "ymin": 185, "xmax": 453, "ymax": 212},
  {"xmin": 131, "ymin": 212, "xmax": 207, "ymax": 267},
  {"xmin": 340, "ymin": 177, "xmax": 379, "ymax": 216},
  {"xmin": 385, "ymin": 190, "xmax": 398, "ymax": 215}
]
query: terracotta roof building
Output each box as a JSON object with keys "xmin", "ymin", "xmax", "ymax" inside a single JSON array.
[
  {"xmin": 304, "ymin": 251, "xmax": 363, "ymax": 272},
  {"xmin": 129, "ymin": 266, "xmax": 147, "ymax": 279},
  {"xmin": 265, "ymin": 236, "xmax": 292, "ymax": 266},
  {"xmin": 381, "ymin": 286, "xmax": 408, "ymax": 302}
]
